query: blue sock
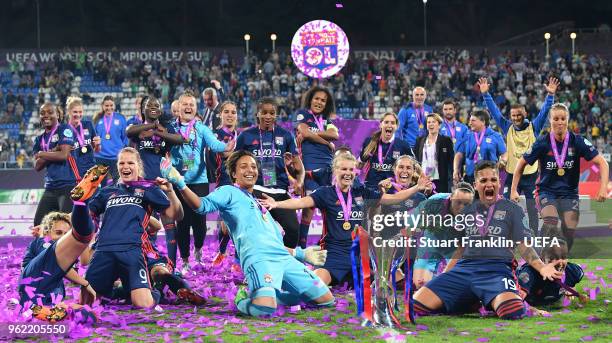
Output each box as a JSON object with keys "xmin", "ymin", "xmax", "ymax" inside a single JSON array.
[
  {"xmin": 71, "ymin": 203, "xmax": 94, "ymax": 243},
  {"xmin": 236, "ymin": 298, "xmax": 276, "ymax": 317},
  {"xmin": 298, "ymin": 223, "xmax": 310, "ymax": 249},
  {"xmin": 165, "ymin": 226, "xmax": 177, "ymax": 266}
]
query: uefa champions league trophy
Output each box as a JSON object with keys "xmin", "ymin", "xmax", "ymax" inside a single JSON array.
[{"xmin": 351, "ymin": 221, "xmax": 413, "ymax": 329}]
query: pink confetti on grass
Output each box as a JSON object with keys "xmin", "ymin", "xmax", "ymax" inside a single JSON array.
[
  {"xmin": 580, "ymin": 336, "xmax": 593, "ymax": 341},
  {"xmin": 595, "ymin": 266, "xmax": 604, "ymax": 271},
  {"xmin": 477, "ymin": 338, "xmax": 490, "ymax": 342}
]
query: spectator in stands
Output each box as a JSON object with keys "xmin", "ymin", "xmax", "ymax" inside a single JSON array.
[{"xmin": 93, "ymin": 95, "xmax": 128, "ymax": 184}]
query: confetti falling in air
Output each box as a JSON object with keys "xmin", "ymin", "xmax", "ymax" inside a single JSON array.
[{"xmin": 335, "ymin": 3, "xmax": 343, "ymax": 8}]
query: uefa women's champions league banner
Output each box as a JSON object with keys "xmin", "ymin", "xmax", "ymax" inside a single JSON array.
[{"xmin": 0, "ymin": 48, "xmax": 245, "ymax": 65}]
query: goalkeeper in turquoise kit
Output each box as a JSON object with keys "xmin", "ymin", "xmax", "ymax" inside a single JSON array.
[{"xmin": 160, "ymin": 151, "xmax": 334, "ymax": 317}]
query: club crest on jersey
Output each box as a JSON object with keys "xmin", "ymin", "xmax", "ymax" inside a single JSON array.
[
  {"xmin": 134, "ymin": 188, "xmax": 144, "ymax": 197},
  {"xmin": 568, "ymin": 148, "xmax": 574, "ymax": 156},
  {"xmin": 493, "ymin": 210, "xmax": 506, "ymax": 220},
  {"xmin": 393, "ymin": 151, "xmax": 400, "ymax": 159},
  {"xmin": 83, "ymin": 129, "xmax": 90, "ymax": 135},
  {"xmin": 114, "ymin": 120, "xmax": 120, "ymax": 125},
  {"xmin": 275, "ymin": 136, "xmax": 284, "ymax": 145},
  {"xmin": 456, "ymin": 127, "xmax": 461, "ymax": 131},
  {"xmin": 297, "ymin": 114, "xmax": 304, "ymax": 121},
  {"xmin": 404, "ymin": 199, "xmax": 414, "ymax": 208},
  {"xmin": 519, "ymin": 271, "xmax": 530, "ymax": 284},
  {"xmin": 485, "ymin": 138, "xmax": 492, "ymax": 143},
  {"xmin": 264, "ymin": 274, "xmax": 273, "ymax": 283},
  {"xmin": 63, "ymin": 128, "xmax": 73, "ymax": 138}
]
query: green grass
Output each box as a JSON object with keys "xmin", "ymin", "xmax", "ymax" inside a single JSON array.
[
  {"xmin": 13, "ymin": 259, "xmax": 610, "ymax": 343},
  {"xmin": 591, "ymin": 200, "xmax": 612, "ymax": 223}
]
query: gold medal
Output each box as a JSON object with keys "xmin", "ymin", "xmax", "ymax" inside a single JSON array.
[
  {"xmin": 105, "ymin": 134, "xmax": 110, "ymax": 140},
  {"xmin": 452, "ymin": 138, "xmax": 456, "ymax": 144},
  {"xmin": 343, "ymin": 221, "xmax": 351, "ymax": 230},
  {"xmin": 557, "ymin": 169, "xmax": 565, "ymax": 176},
  {"xmin": 81, "ymin": 146, "xmax": 87, "ymax": 153},
  {"xmin": 419, "ymin": 124, "xmax": 423, "ymax": 129}
]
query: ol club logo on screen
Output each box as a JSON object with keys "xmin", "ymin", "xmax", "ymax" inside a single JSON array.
[{"xmin": 291, "ymin": 20, "xmax": 349, "ymax": 79}]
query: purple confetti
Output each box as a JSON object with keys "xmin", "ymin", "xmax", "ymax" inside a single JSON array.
[
  {"xmin": 335, "ymin": 3, "xmax": 343, "ymax": 8},
  {"xmin": 477, "ymin": 338, "xmax": 490, "ymax": 342},
  {"xmin": 580, "ymin": 337, "xmax": 593, "ymax": 342}
]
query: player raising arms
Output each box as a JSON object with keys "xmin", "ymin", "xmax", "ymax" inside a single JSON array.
[
  {"xmin": 511, "ymin": 103, "xmax": 608, "ymax": 250},
  {"xmin": 160, "ymin": 150, "xmax": 333, "ymax": 317}
]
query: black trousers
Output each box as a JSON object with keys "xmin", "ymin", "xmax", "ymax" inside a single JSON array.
[
  {"xmin": 174, "ymin": 183, "xmax": 209, "ymax": 259},
  {"xmin": 253, "ymin": 189, "xmax": 299, "ymax": 249},
  {"xmin": 34, "ymin": 187, "xmax": 73, "ymax": 226}
]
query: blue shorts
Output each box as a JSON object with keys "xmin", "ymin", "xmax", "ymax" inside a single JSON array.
[
  {"xmin": 19, "ymin": 242, "xmax": 66, "ymax": 306},
  {"xmin": 243, "ymin": 257, "xmax": 329, "ymax": 302},
  {"xmin": 304, "ymin": 172, "xmax": 331, "ymax": 193},
  {"xmin": 538, "ymin": 192, "xmax": 579, "ymax": 214},
  {"xmin": 321, "ymin": 244, "xmax": 352, "ymax": 285},
  {"xmin": 86, "ymin": 248, "xmax": 151, "ymax": 298},
  {"xmin": 425, "ymin": 259, "xmax": 519, "ymax": 313}
]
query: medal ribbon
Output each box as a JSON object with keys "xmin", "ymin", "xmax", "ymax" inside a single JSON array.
[
  {"xmin": 377, "ymin": 138, "xmax": 395, "ymax": 165},
  {"xmin": 69, "ymin": 122, "xmax": 85, "ymax": 148},
  {"xmin": 335, "ymin": 184, "xmax": 352, "ymax": 224},
  {"xmin": 549, "ymin": 132, "xmax": 569, "ymax": 173},
  {"xmin": 309, "ymin": 110, "xmax": 325, "ymax": 131},
  {"xmin": 477, "ymin": 196, "xmax": 502, "ymax": 236},
  {"xmin": 41, "ymin": 124, "xmax": 58, "ymax": 152},
  {"xmin": 103, "ymin": 114, "xmax": 113, "ymax": 137},
  {"xmin": 473, "ymin": 129, "xmax": 485, "ymax": 162},
  {"xmin": 444, "ymin": 119, "xmax": 456, "ymax": 141},
  {"xmin": 233, "ymin": 184, "xmax": 269, "ymax": 216}
]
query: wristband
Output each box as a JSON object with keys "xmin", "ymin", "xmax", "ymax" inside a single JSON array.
[{"xmin": 293, "ymin": 247, "xmax": 305, "ymax": 262}]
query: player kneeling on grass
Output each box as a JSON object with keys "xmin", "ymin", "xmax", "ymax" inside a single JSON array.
[
  {"xmin": 80, "ymin": 217, "xmax": 205, "ymax": 306},
  {"xmin": 82, "ymin": 148, "xmax": 184, "ymax": 309},
  {"xmin": 18, "ymin": 164, "xmax": 108, "ymax": 322},
  {"xmin": 413, "ymin": 161, "xmax": 564, "ymax": 320},
  {"xmin": 160, "ymin": 151, "xmax": 334, "ymax": 317}
]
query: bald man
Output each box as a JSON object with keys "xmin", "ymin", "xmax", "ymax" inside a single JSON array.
[{"xmin": 396, "ymin": 86, "xmax": 433, "ymax": 149}]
